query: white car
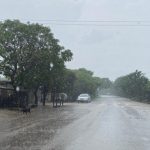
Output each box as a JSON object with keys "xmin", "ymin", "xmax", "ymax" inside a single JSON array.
[{"xmin": 77, "ymin": 94, "xmax": 91, "ymax": 103}]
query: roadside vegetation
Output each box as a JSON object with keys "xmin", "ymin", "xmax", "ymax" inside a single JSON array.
[
  {"xmin": 0, "ymin": 20, "xmax": 73, "ymax": 106},
  {"xmin": 113, "ymin": 70, "xmax": 150, "ymax": 102},
  {"xmin": 1, "ymin": 21, "xmax": 150, "ymax": 106},
  {"xmin": 62, "ymin": 68, "xmax": 112, "ymax": 100},
  {"xmin": 0, "ymin": 20, "xmax": 112, "ymax": 107}
]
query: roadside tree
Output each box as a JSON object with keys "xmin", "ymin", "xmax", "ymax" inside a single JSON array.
[{"xmin": 0, "ymin": 20, "xmax": 73, "ymax": 106}]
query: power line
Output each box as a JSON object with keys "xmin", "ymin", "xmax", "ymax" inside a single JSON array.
[
  {"xmin": 1, "ymin": 18, "xmax": 150, "ymax": 22},
  {"xmin": 1, "ymin": 19, "xmax": 150, "ymax": 27},
  {"xmin": 42, "ymin": 23, "xmax": 150, "ymax": 27},
  {"xmin": 14, "ymin": 19, "xmax": 150, "ymax": 23},
  {"xmin": 21, "ymin": 19, "xmax": 150, "ymax": 27}
]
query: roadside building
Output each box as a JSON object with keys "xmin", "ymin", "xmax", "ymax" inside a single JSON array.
[{"xmin": 0, "ymin": 78, "xmax": 14, "ymax": 107}]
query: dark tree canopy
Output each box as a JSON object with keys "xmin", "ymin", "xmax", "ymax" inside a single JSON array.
[{"xmin": 0, "ymin": 20, "xmax": 73, "ymax": 93}]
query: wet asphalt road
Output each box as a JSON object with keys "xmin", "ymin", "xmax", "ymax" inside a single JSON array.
[
  {"xmin": 0, "ymin": 96, "xmax": 150, "ymax": 150},
  {"xmin": 44, "ymin": 96, "xmax": 150, "ymax": 150}
]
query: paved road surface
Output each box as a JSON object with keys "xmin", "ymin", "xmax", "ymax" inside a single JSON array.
[
  {"xmin": 44, "ymin": 96, "xmax": 150, "ymax": 150},
  {"xmin": 0, "ymin": 96, "xmax": 150, "ymax": 150}
]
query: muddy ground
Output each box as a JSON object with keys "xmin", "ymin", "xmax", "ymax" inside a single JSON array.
[{"xmin": 0, "ymin": 103, "xmax": 90, "ymax": 150}]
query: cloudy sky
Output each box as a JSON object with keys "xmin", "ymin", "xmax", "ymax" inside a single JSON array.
[{"xmin": 0, "ymin": 0, "xmax": 150, "ymax": 80}]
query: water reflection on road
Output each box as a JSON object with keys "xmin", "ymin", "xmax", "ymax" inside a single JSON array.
[
  {"xmin": 1, "ymin": 96, "xmax": 150, "ymax": 150},
  {"xmin": 45, "ymin": 96, "xmax": 150, "ymax": 150}
]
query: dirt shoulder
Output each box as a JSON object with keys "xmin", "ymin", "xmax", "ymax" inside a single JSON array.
[{"xmin": 0, "ymin": 103, "xmax": 91, "ymax": 150}]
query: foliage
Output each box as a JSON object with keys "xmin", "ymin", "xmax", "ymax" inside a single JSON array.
[
  {"xmin": 0, "ymin": 20, "xmax": 72, "ymax": 89},
  {"xmin": 64, "ymin": 68, "xmax": 102, "ymax": 100},
  {"xmin": 100, "ymin": 78, "xmax": 112, "ymax": 89},
  {"xmin": 0, "ymin": 20, "xmax": 73, "ymax": 105},
  {"xmin": 61, "ymin": 69, "xmax": 76, "ymax": 100},
  {"xmin": 113, "ymin": 70, "xmax": 150, "ymax": 101}
]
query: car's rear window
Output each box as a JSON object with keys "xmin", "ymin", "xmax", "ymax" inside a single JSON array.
[{"xmin": 80, "ymin": 94, "xmax": 88, "ymax": 97}]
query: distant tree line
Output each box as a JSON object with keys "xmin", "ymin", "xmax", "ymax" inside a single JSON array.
[
  {"xmin": 62, "ymin": 68, "xmax": 112, "ymax": 101},
  {"xmin": 113, "ymin": 70, "xmax": 150, "ymax": 102}
]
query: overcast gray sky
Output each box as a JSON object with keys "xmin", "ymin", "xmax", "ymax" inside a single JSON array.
[{"xmin": 0, "ymin": 0, "xmax": 150, "ymax": 80}]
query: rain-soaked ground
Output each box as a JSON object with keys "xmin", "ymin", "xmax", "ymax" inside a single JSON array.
[{"xmin": 1, "ymin": 96, "xmax": 150, "ymax": 150}]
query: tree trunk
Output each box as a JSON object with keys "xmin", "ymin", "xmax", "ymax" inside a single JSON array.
[
  {"xmin": 42, "ymin": 92, "xmax": 47, "ymax": 106},
  {"xmin": 52, "ymin": 93, "xmax": 55, "ymax": 107},
  {"xmin": 34, "ymin": 89, "xmax": 38, "ymax": 106}
]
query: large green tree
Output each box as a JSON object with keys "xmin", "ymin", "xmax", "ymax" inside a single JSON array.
[{"xmin": 0, "ymin": 20, "xmax": 73, "ymax": 105}]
